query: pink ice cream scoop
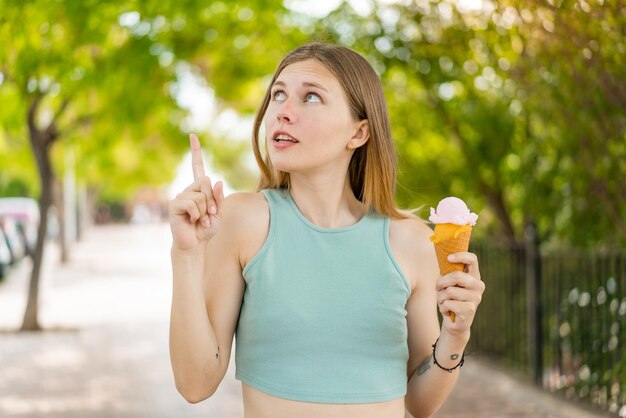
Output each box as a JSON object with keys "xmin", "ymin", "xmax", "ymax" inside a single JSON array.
[{"xmin": 429, "ymin": 197, "xmax": 478, "ymax": 226}]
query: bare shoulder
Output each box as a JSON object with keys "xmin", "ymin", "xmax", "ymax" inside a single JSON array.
[
  {"xmin": 218, "ymin": 191, "xmax": 269, "ymax": 268},
  {"xmin": 388, "ymin": 214, "xmax": 439, "ymax": 293},
  {"xmin": 389, "ymin": 213, "xmax": 432, "ymax": 246},
  {"xmin": 221, "ymin": 191, "xmax": 268, "ymax": 225}
]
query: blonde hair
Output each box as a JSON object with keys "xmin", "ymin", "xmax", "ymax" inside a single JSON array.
[{"xmin": 252, "ymin": 43, "xmax": 408, "ymax": 219}]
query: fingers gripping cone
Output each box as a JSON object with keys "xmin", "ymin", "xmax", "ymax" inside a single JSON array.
[
  {"xmin": 429, "ymin": 198, "xmax": 478, "ymax": 323},
  {"xmin": 432, "ymin": 224, "xmax": 472, "ymax": 276}
]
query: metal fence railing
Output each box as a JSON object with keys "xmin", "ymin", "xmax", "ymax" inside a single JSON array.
[{"xmin": 469, "ymin": 225, "xmax": 626, "ymax": 417}]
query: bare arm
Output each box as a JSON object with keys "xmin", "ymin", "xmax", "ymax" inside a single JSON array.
[
  {"xmin": 168, "ymin": 134, "xmax": 244, "ymax": 403},
  {"xmin": 169, "ymin": 213, "xmax": 245, "ymax": 403},
  {"xmin": 169, "ymin": 246, "xmax": 220, "ymax": 402},
  {"xmin": 395, "ymin": 220, "xmax": 484, "ymax": 418},
  {"xmin": 404, "ymin": 273, "xmax": 470, "ymax": 418}
]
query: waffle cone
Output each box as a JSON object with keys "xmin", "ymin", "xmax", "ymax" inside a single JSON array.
[{"xmin": 430, "ymin": 224, "xmax": 472, "ymax": 276}]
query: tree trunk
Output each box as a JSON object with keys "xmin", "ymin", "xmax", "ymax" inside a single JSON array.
[
  {"xmin": 21, "ymin": 94, "xmax": 57, "ymax": 331},
  {"xmin": 478, "ymin": 180, "xmax": 518, "ymax": 243},
  {"xmin": 21, "ymin": 172, "xmax": 52, "ymax": 331},
  {"xmin": 432, "ymin": 99, "xmax": 519, "ymax": 243}
]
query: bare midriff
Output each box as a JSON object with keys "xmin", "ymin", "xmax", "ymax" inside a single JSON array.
[{"xmin": 241, "ymin": 384, "xmax": 407, "ymax": 418}]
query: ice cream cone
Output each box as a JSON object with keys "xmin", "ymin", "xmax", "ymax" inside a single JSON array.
[
  {"xmin": 431, "ymin": 223, "xmax": 472, "ymax": 276},
  {"xmin": 428, "ymin": 197, "xmax": 478, "ymax": 323}
]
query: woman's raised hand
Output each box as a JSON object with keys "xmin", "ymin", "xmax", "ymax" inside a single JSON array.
[{"xmin": 169, "ymin": 134, "xmax": 225, "ymax": 252}]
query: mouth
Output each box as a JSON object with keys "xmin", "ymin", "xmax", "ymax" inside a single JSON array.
[{"xmin": 272, "ymin": 131, "xmax": 300, "ymax": 143}]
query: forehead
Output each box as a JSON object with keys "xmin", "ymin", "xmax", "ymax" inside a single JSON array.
[{"xmin": 275, "ymin": 59, "xmax": 340, "ymax": 88}]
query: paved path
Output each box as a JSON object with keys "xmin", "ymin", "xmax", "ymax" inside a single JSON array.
[{"xmin": 0, "ymin": 224, "xmax": 614, "ymax": 418}]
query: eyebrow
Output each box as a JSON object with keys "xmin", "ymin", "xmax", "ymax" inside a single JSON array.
[{"xmin": 272, "ymin": 80, "xmax": 328, "ymax": 93}]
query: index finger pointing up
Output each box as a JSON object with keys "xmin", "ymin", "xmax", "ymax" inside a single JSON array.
[{"xmin": 189, "ymin": 133, "xmax": 206, "ymax": 180}]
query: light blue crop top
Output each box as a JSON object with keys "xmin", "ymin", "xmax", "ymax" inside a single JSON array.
[{"xmin": 235, "ymin": 188, "xmax": 412, "ymax": 403}]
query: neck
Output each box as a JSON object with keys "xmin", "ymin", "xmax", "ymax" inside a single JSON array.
[{"xmin": 288, "ymin": 173, "xmax": 366, "ymax": 229}]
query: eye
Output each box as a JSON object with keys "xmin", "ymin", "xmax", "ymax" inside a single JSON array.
[
  {"xmin": 272, "ymin": 90, "xmax": 287, "ymax": 101},
  {"xmin": 304, "ymin": 92, "xmax": 321, "ymax": 103}
]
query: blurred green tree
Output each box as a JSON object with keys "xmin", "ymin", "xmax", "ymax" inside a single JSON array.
[
  {"xmin": 508, "ymin": 0, "xmax": 626, "ymax": 247},
  {"xmin": 309, "ymin": 0, "xmax": 625, "ymax": 248},
  {"xmin": 0, "ymin": 0, "xmax": 184, "ymax": 330},
  {"xmin": 0, "ymin": 0, "xmax": 301, "ymax": 330}
]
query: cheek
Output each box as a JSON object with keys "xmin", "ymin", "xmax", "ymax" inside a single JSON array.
[
  {"xmin": 263, "ymin": 110, "xmax": 272, "ymax": 126},
  {"xmin": 263, "ymin": 113, "xmax": 275, "ymax": 138}
]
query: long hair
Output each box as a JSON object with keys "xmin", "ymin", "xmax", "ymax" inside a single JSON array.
[{"xmin": 252, "ymin": 43, "xmax": 408, "ymax": 219}]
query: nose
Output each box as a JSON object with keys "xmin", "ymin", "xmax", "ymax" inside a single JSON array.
[{"xmin": 276, "ymin": 99, "xmax": 296, "ymax": 124}]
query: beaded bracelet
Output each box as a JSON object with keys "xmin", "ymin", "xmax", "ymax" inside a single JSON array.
[{"xmin": 432, "ymin": 338, "xmax": 465, "ymax": 373}]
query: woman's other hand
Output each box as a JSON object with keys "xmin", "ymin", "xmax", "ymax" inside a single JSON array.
[{"xmin": 436, "ymin": 252, "xmax": 485, "ymax": 338}]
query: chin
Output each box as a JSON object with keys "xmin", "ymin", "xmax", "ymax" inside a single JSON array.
[
  {"xmin": 267, "ymin": 154, "xmax": 296, "ymax": 172},
  {"xmin": 271, "ymin": 162, "xmax": 296, "ymax": 173}
]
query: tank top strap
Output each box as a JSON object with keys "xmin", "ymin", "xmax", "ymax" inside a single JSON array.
[{"xmin": 260, "ymin": 188, "xmax": 291, "ymax": 218}]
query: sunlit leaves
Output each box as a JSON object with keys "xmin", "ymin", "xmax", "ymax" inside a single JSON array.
[
  {"xmin": 1, "ymin": 0, "xmax": 623, "ymax": 247},
  {"xmin": 309, "ymin": 0, "xmax": 625, "ymax": 247}
]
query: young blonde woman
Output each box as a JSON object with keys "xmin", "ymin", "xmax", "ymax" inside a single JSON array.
[{"xmin": 168, "ymin": 43, "xmax": 485, "ymax": 418}]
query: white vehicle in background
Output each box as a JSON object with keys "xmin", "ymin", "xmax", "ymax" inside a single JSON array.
[
  {"xmin": 0, "ymin": 216, "xmax": 26, "ymax": 262},
  {"xmin": 0, "ymin": 227, "xmax": 11, "ymax": 279},
  {"xmin": 0, "ymin": 197, "xmax": 40, "ymax": 257}
]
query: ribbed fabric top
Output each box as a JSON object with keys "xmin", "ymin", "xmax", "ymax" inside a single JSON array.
[{"xmin": 235, "ymin": 188, "xmax": 411, "ymax": 403}]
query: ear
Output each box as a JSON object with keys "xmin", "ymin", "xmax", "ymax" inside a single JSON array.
[{"xmin": 347, "ymin": 120, "xmax": 370, "ymax": 150}]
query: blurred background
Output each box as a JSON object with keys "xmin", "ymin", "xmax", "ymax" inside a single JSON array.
[{"xmin": 0, "ymin": 0, "xmax": 624, "ymax": 417}]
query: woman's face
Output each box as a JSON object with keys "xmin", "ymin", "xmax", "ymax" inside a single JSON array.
[{"xmin": 264, "ymin": 59, "xmax": 363, "ymax": 174}]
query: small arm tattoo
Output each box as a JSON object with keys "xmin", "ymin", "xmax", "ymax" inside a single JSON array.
[
  {"xmin": 216, "ymin": 346, "xmax": 220, "ymax": 359},
  {"xmin": 416, "ymin": 354, "xmax": 433, "ymax": 376}
]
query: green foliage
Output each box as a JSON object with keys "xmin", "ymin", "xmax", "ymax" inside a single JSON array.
[
  {"xmin": 1, "ymin": 0, "xmax": 623, "ymax": 248},
  {"xmin": 0, "ymin": 0, "xmax": 304, "ymax": 202},
  {"xmin": 508, "ymin": 0, "xmax": 626, "ymax": 248},
  {"xmin": 308, "ymin": 0, "xmax": 625, "ymax": 248},
  {"xmin": 0, "ymin": 0, "xmax": 185, "ymax": 201}
]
